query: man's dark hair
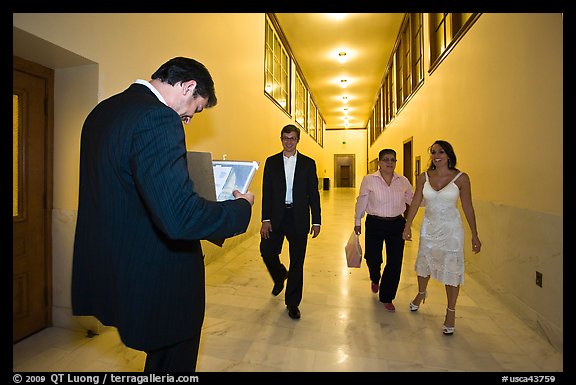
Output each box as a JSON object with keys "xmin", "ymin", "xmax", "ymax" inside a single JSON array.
[
  {"xmin": 151, "ymin": 57, "xmax": 217, "ymax": 108},
  {"xmin": 281, "ymin": 124, "xmax": 301, "ymax": 140},
  {"xmin": 378, "ymin": 148, "xmax": 396, "ymax": 160}
]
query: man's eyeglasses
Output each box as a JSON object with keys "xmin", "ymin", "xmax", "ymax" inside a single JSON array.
[
  {"xmin": 281, "ymin": 137, "xmax": 298, "ymax": 142},
  {"xmin": 380, "ymin": 158, "xmax": 397, "ymax": 162}
]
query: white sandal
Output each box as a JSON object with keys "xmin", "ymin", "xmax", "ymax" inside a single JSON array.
[
  {"xmin": 408, "ymin": 291, "xmax": 427, "ymax": 312},
  {"xmin": 442, "ymin": 308, "xmax": 455, "ymax": 335}
]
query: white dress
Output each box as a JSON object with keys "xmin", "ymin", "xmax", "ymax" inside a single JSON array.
[{"xmin": 414, "ymin": 172, "xmax": 465, "ymax": 287}]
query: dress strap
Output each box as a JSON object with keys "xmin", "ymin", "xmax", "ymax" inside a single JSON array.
[
  {"xmin": 425, "ymin": 172, "xmax": 430, "ymax": 182},
  {"xmin": 451, "ymin": 172, "xmax": 463, "ymax": 184}
]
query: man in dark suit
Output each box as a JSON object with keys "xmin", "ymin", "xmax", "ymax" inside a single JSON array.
[
  {"xmin": 260, "ymin": 124, "xmax": 321, "ymax": 320},
  {"xmin": 71, "ymin": 57, "xmax": 254, "ymax": 372}
]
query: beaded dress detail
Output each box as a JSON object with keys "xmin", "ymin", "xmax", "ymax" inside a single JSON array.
[{"xmin": 414, "ymin": 172, "xmax": 465, "ymax": 287}]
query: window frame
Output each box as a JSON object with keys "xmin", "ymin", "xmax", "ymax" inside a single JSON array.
[
  {"xmin": 264, "ymin": 14, "xmax": 292, "ymax": 115},
  {"xmin": 429, "ymin": 13, "xmax": 481, "ymax": 74},
  {"xmin": 294, "ymin": 71, "xmax": 308, "ymax": 131},
  {"xmin": 308, "ymin": 97, "xmax": 317, "ymax": 140}
]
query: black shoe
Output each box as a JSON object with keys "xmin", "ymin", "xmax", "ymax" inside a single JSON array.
[
  {"xmin": 271, "ymin": 270, "xmax": 288, "ymax": 296},
  {"xmin": 287, "ymin": 305, "xmax": 301, "ymax": 319}
]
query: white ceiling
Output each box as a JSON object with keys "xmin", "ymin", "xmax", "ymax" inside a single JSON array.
[{"xmin": 274, "ymin": 13, "xmax": 405, "ymax": 130}]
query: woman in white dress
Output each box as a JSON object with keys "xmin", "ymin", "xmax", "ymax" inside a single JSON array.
[{"xmin": 402, "ymin": 140, "xmax": 481, "ymax": 335}]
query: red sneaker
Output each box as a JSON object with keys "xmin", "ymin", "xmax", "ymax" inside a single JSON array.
[
  {"xmin": 371, "ymin": 282, "xmax": 379, "ymax": 293},
  {"xmin": 383, "ymin": 302, "xmax": 396, "ymax": 312}
]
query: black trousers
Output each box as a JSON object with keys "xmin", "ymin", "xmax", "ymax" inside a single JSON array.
[
  {"xmin": 144, "ymin": 332, "xmax": 201, "ymax": 372},
  {"xmin": 260, "ymin": 207, "xmax": 308, "ymax": 307},
  {"xmin": 364, "ymin": 214, "xmax": 406, "ymax": 303}
]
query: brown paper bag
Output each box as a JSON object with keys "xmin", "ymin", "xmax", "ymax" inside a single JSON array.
[{"xmin": 345, "ymin": 231, "xmax": 362, "ymax": 268}]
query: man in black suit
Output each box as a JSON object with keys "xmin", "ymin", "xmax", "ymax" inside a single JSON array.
[
  {"xmin": 71, "ymin": 57, "xmax": 254, "ymax": 372},
  {"xmin": 260, "ymin": 124, "xmax": 321, "ymax": 320}
]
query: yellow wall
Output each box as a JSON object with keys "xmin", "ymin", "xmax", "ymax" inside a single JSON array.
[
  {"xmin": 373, "ymin": 13, "xmax": 562, "ymax": 214},
  {"xmin": 323, "ymin": 129, "xmax": 367, "ymax": 189},
  {"xmin": 14, "ymin": 12, "xmax": 326, "ymax": 242}
]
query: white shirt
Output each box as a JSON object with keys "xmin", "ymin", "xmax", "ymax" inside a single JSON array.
[
  {"xmin": 283, "ymin": 151, "xmax": 297, "ymax": 204},
  {"xmin": 134, "ymin": 79, "xmax": 167, "ymax": 105}
]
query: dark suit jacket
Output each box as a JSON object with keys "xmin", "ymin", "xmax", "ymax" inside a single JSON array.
[
  {"xmin": 261, "ymin": 151, "xmax": 321, "ymax": 235},
  {"xmin": 72, "ymin": 83, "xmax": 251, "ymax": 351}
]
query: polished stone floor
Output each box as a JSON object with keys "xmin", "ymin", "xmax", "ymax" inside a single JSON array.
[{"xmin": 13, "ymin": 188, "xmax": 563, "ymax": 374}]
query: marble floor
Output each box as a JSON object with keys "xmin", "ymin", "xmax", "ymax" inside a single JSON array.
[{"xmin": 13, "ymin": 188, "xmax": 563, "ymax": 374}]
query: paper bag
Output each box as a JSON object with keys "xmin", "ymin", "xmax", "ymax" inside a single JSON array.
[{"xmin": 345, "ymin": 231, "xmax": 362, "ymax": 268}]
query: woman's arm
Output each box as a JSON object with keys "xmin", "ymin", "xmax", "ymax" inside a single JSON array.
[
  {"xmin": 402, "ymin": 172, "xmax": 425, "ymax": 240},
  {"xmin": 458, "ymin": 172, "xmax": 481, "ymax": 253}
]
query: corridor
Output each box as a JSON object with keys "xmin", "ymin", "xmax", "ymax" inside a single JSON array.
[{"xmin": 13, "ymin": 188, "xmax": 563, "ymax": 373}]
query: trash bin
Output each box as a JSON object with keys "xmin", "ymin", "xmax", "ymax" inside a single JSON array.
[{"xmin": 323, "ymin": 178, "xmax": 330, "ymax": 191}]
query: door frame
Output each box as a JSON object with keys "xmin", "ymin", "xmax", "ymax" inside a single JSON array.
[
  {"xmin": 13, "ymin": 56, "xmax": 54, "ymax": 342},
  {"xmin": 333, "ymin": 154, "xmax": 356, "ymax": 188}
]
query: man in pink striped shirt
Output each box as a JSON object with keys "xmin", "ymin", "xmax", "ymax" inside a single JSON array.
[{"xmin": 354, "ymin": 149, "xmax": 414, "ymax": 312}]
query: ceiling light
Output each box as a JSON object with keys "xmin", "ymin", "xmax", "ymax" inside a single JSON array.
[
  {"xmin": 328, "ymin": 14, "xmax": 346, "ymax": 20},
  {"xmin": 338, "ymin": 51, "xmax": 347, "ymax": 63},
  {"xmin": 340, "ymin": 79, "xmax": 348, "ymax": 88}
]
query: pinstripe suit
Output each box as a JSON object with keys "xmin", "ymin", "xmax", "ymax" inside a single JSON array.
[{"xmin": 72, "ymin": 83, "xmax": 251, "ymax": 366}]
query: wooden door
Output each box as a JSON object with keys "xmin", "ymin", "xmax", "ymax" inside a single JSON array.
[
  {"xmin": 403, "ymin": 138, "xmax": 413, "ymax": 185},
  {"xmin": 13, "ymin": 56, "xmax": 53, "ymax": 343},
  {"xmin": 340, "ymin": 165, "xmax": 351, "ymax": 187}
]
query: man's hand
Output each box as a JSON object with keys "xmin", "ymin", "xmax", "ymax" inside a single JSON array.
[
  {"xmin": 310, "ymin": 225, "xmax": 321, "ymax": 238},
  {"xmin": 260, "ymin": 221, "xmax": 272, "ymax": 239},
  {"xmin": 233, "ymin": 190, "xmax": 254, "ymax": 206}
]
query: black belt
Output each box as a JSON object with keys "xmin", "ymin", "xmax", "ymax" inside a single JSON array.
[
  {"xmin": 369, "ymin": 214, "xmax": 403, "ymax": 221},
  {"xmin": 285, "ymin": 203, "xmax": 294, "ymax": 209}
]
